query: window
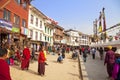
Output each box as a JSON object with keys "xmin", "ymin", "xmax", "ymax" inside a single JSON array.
[
  {"xmin": 36, "ymin": 18, "xmax": 38, "ymax": 26},
  {"xmin": 30, "ymin": 15, "xmax": 34, "ymax": 24},
  {"xmin": 30, "ymin": 30, "xmax": 33, "ymax": 39},
  {"xmin": 40, "ymin": 20, "xmax": 42, "ymax": 28},
  {"xmin": 48, "ymin": 37, "xmax": 49, "ymax": 41},
  {"xmin": 35, "ymin": 32, "xmax": 38, "ymax": 40},
  {"xmin": 15, "ymin": 0, "xmax": 20, "ymax": 4},
  {"xmin": 50, "ymin": 37, "xmax": 51, "ymax": 42},
  {"xmin": 50, "ymin": 29, "xmax": 51, "ymax": 35},
  {"xmin": 22, "ymin": 1, "xmax": 27, "ymax": 8},
  {"xmin": 22, "ymin": 19, "xmax": 26, "ymax": 28},
  {"xmin": 40, "ymin": 33, "xmax": 42, "ymax": 40},
  {"xmin": 14, "ymin": 14, "xmax": 20, "ymax": 27},
  {"xmin": 3, "ymin": 9, "xmax": 11, "ymax": 21},
  {"xmin": 45, "ymin": 27, "xmax": 46, "ymax": 33},
  {"xmin": 45, "ymin": 36, "xmax": 46, "ymax": 41},
  {"xmin": 48, "ymin": 28, "xmax": 49, "ymax": 34}
]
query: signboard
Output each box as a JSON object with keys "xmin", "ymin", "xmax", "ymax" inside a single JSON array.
[
  {"xmin": 21, "ymin": 27, "xmax": 28, "ymax": 35},
  {"xmin": 12, "ymin": 27, "xmax": 20, "ymax": 33},
  {"xmin": 0, "ymin": 19, "xmax": 12, "ymax": 30}
]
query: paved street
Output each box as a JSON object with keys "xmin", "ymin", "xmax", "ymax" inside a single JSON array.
[
  {"xmin": 83, "ymin": 51, "xmax": 108, "ymax": 80},
  {"xmin": 10, "ymin": 53, "xmax": 80, "ymax": 80}
]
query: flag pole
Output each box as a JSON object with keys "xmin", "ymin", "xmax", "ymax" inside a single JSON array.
[{"xmin": 102, "ymin": 7, "xmax": 107, "ymax": 42}]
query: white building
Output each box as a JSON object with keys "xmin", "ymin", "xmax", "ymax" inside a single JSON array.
[
  {"xmin": 44, "ymin": 19, "xmax": 54, "ymax": 46},
  {"xmin": 28, "ymin": 5, "xmax": 54, "ymax": 51},
  {"xmin": 28, "ymin": 5, "xmax": 47, "ymax": 51},
  {"xmin": 79, "ymin": 33, "xmax": 90, "ymax": 46},
  {"xmin": 64, "ymin": 29, "xmax": 90, "ymax": 46}
]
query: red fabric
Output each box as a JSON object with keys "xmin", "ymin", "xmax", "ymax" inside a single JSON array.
[
  {"xmin": 0, "ymin": 59, "xmax": 12, "ymax": 80},
  {"xmin": 23, "ymin": 48, "xmax": 30, "ymax": 60},
  {"xmin": 21, "ymin": 48, "xmax": 30, "ymax": 69},
  {"xmin": 15, "ymin": 51, "xmax": 22, "ymax": 61},
  {"xmin": 21, "ymin": 59, "xmax": 29, "ymax": 70},
  {"xmin": 82, "ymin": 48, "xmax": 84, "ymax": 52},
  {"xmin": 38, "ymin": 51, "xmax": 46, "ymax": 63}
]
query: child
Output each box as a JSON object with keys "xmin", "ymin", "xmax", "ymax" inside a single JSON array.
[
  {"xmin": 0, "ymin": 48, "xmax": 12, "ymax": 80},
  {"xmin": 57, "ymin": 53, "xmax": 63, "ymax": 63}
]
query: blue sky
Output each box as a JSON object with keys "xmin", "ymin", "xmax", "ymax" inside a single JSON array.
[{"xmin": 31, "ymin": 0, "xmax": 120, "ymax": 34}]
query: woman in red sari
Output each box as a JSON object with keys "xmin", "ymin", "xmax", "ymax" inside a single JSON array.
[
  {"xmin": 38, "ymin": 46, "xmax": 46, "ymax": 76},
  {"xmin": 21, "ymin": 46, "xmax": 31, "ymax": 70}
]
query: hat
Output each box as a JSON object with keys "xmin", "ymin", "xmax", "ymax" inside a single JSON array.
[{"xmin": 108, "ymin": 46, "xmax": 112, "ymax": 50}]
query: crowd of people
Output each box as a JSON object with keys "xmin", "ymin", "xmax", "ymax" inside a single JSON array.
[
  {"xmin": 0, "ymin": 44, "xmax": 48, "ymax": 79},
  {"xmin": 80, "ymin": 46, "xmax": 120, "ymax": 80},
  {"xmin": 0, "ymin": 43, "xmax": 120, "ymax": 80}
]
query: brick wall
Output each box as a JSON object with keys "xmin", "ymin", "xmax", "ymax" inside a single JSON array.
[{"xmin": 0, "ymin": 0, "xmax": 29, "ymax": 28}]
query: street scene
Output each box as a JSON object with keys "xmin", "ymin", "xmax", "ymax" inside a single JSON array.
[
  {"xmin": 0, "ymin": 0, "xmax": 120, "ymax": 80},
  {"xmin": 83, "ymin": 51, "xmax": 108, "ymax": 80},
  {"xmin": 10, "ymin": 53, "xmax": 80, "ymax": 80}
]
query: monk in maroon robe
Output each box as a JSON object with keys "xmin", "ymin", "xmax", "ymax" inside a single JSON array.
[
  {"xmin": 38, "ymin": 46, "xmax": 46, "ymax": 76},
  {"xmin": 0, "ymin": 48, "xmax": 12, "ymax": 80},
  {"xmin": 21, "ymin": 46, "xmax": 31, "ymax": 70}
]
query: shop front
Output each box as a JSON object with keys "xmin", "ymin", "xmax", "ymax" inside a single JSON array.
[{"xmin": 0, "ymin": 19, "xmax": 12, "ymax": 48}]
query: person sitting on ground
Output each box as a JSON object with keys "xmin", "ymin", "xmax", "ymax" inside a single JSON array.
[
  {"xmin": 0, "ymin": 48, "xmax": 12, "ymax": 80},
  {"xmin": 57, "ymin": 53, "xmax": 63, "ymax": 63}
]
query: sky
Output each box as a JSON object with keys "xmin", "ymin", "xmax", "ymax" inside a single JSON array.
[{"xmin": 31, "ymin": 0, "xmax": 120, "ymax": 35}]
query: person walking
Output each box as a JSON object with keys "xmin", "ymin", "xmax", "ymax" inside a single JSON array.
[
  {"xmin": 83, "ymin": 47, "xmax": 88, "ymax": 62},
  {"xmin": 31, "ymin": 48, "xmax": 35, "ymax": 61},
  {"xmin": 91, "ymin": 47, "xmax": 96, "ymax": 59},
  {"xmin": 38, "ymin": 46, "xmax": 46, "ymax": 76},
  {"xmin": 61, "ymin": 46, "xmax": 65, "ymax": 59},
  {"xmin": 21, "ymin": 46, "xmax": 31, "ymax": 70},
  {"xmin": 98, "ymin": 47, "xmax": 104, "ymax": 60},
  {"xmin": 0, "ymin": 48, "xmax": 12, "ymax": 80},
  {"xmin": 104, "ymin": 46, "xmax": 115, "ymax": 79}
]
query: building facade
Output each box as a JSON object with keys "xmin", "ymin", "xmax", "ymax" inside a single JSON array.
[
  {"xmin": 28, "ymin": 5, "xmax": 55, "ymax": 51},
  {"xmin": 0, "ymin": 0, "xmax": 31, "ymax": 48},
  {"xmin": 65, "ymin": 29, "xmax": 80, "ymax": 46},
  {"xmin": 44, "ymin": 19, "xmax": 54, "ymax": 46},
  {"xmin": 53, "ymin": 25, "xmax": 64, "ymax": 45},
  {"xmin": 28, "ymin": 5, "xmax": 47, "ymax": 51},
  {"xmin": 79, "ymin": 33, "xmax": 90, "ymax": 46},
  {"xmin": 65, "ymin": 29, "xmax": 90, "ymax": 47}
]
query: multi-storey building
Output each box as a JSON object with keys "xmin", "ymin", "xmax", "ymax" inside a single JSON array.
[
  {"xmin": 65, "ymin": 29, "xmax": 90, "ymax": 47},
  {"xmin": 53, "ymin": 25, "xmax": 64, "ymax": 45},
  {"xmin": 65, "ymin": 29, "xmax": 80, "ymax": 46},
  {"xmin": 79, "ymin": 33, "xmax": 90, "ymax": 46},
  {"xmin": 44, "ymin": 18, "xmax": 54, "ymax": 46},
  {"xmin": 61, "ymin": 32, "xmax": 70, "ymax": 45},
  {"xmin": 0, "ymin": 0, "xmax": 31, "ymax": 48},
  {"xmin": 28, "ymin": 5, "xmax": 46, "ymax": 51},
  {"xmin": 28, "ymin": 5, "xmax": 54, "ymax": 51}
]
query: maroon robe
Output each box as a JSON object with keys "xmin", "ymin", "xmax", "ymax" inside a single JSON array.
[
  {"xmin": 38, "ymin": 51, "xmax": 46, "ymax": 75},
  {"xmin": 104, "ymin": 50, "xmax": 115, "ymax": 77},
  {"xmin": 0, "ymin": 59, "xmax": 12, "ymax": 80},
  {"xmin": 21, "ymin": 48, "xmax": 30, "ymax": 70}
]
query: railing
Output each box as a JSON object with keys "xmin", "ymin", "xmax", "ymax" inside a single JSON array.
[{"xmin": 78, "ymin": 54, "xmax": 89, "ymax": 80}]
